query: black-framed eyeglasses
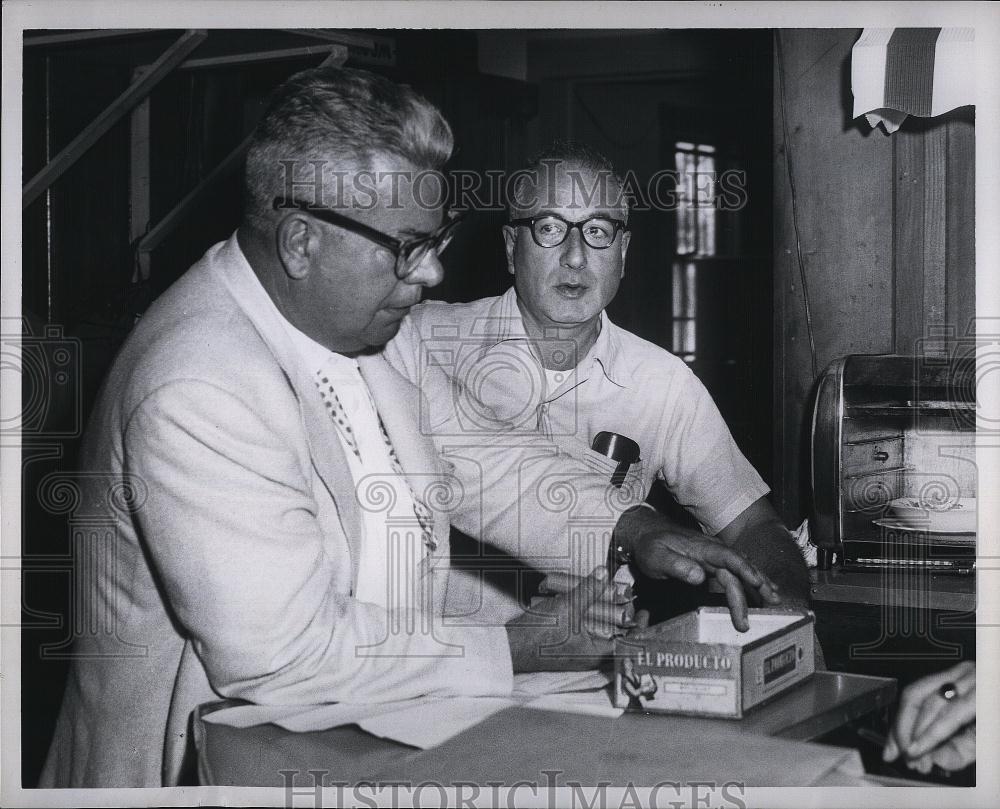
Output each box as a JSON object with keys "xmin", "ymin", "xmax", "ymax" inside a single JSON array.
[
  {"xmin": 510, "ymin": 214, "xmax": 628, "ymax": 249},
  {"xmin": 273, "ymin": 196, "xmax": 464, "ymax": 280}
]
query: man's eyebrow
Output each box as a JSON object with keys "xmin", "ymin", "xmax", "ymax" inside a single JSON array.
[
  {"xmin": 397, "ymin": 215, "xmax": 449, "ymax": 239},
  {"xmin": 530, "ymin": 209, "xmax": 622, "ymax": 220},
  {"xmin": 396, "ymin": 225, "xmax": 438, "ymax": 239}
]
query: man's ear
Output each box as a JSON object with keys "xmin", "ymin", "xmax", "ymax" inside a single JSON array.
[
  {"xmin": 502, "ymin": 225, "xmax": 517, "ymax": 276},
  {"xmin": 275, "ymin": 214, "xmax": 316, "ymax": 280},
  {"xmin": 619, "ymin": 230, "xmax": 631, "ymax": 278}
]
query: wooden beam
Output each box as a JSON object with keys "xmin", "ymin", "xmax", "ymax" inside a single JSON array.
[
  {"xmin": 945, "ymin": 118, "xmax": 975, "ymax": 338},
  {"xmin": 22, "ymin": 29, "xmax": 207, "ymax": 210},
  {"xmin": 23, "ymin": 29, "xmax": 155, "ymax": 48},
  {"xmin": 280, "ymin": 29, "xmax": 396, "ymax": 66},
  {"xmin": 129, "ymin": 68, "xmax": 152, "ymax": 283},
  {"xmin": 279, "ymin": 29, "xmax": 379, "ymax": 49},
  {"xmin": 136, "ymin": 130, "xmax": 255, "ymax": 257},
  {"xmin": 893, "ymin": 127, "xmax": 926, "ymax": 356},
  {"xmin": 318, "ymin": 47, "xmax": 350, "ymax": 68},
  {"xmin": 922, "ymin": 126, "xmax": 948, "ymax": 353},
  {"xmin": 176, "ymin": 43, "xmax": 348, "ymax": 71},
  {"xmin": 136, "ymin": 45, "xmax": 347, "ymax": 259}
]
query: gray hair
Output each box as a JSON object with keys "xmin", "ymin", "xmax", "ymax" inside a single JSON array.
[
  {"xmin": 244, "ymin": 65, "xmax": 453, "ymax": 217},
  {"xmin": 508, "ymin": 140, "xmax": 630, "ymax": 221}
]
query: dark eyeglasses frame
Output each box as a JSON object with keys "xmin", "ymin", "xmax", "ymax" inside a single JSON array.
[
  {"xmin": 273, "ymin": 196, "xmax": 464, "ymax": 279},
  {"xmin": 510, "ymin": 214, "xmax": 629, "ymax": 250}
]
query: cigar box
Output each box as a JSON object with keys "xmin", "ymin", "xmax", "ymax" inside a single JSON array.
[{"xmin": 614, "ymin": 607, "xmax": 815, "ymax": 718}]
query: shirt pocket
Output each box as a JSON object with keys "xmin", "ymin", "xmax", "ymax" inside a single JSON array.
[{"xmin": 547, "ymin": 433, "xmax": 649, "ymax": 508}]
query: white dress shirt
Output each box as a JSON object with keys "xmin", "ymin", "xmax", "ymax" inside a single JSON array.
[{"xmin": 278, "ymin": 318, "xmax": 425, "ymax": 614}]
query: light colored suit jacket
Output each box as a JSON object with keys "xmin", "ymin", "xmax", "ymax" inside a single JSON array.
[{"xmin": 39, "ymin": 234, "xmax": 512, "ymax": 788}]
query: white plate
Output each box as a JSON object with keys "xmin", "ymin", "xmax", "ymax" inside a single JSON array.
[
  {"xmin": 873, "ymin": 517, "xmax": 976, "ymax": 536},
  {"xmin": 888, "ymin": 497, "xmax": 977, "ymax": 533}
]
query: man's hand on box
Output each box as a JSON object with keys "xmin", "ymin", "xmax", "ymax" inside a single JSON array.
[
  {"xmin": 506, "ymin": 566, "xmax": 623, "ymax": 671},
  {"xmin": 616, "ymin": 506, "xmax": 782, "ymax": 632}
]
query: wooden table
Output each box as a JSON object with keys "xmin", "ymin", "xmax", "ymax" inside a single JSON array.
[{"xmin": 195, "ymin": 671, "xmax": 895, "ymax": 788}]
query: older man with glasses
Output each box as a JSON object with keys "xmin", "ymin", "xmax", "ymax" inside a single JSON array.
[
  {"xmin": 40, "ymin": 70, "xmax": 622, "ymax": 789},
  {"xmin": 385, "ymin": 141, "xmax": 814, "ymax": 637},
  {"xmin": 272, "ymin": 195, "xmax": 464, "ymax": 280}
]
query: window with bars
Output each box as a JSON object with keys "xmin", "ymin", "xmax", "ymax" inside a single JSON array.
[
  {"xmin": 671, "ymin": 141, "xmax": 717, "ymax": 362},
  {"xmin": 674, "ymin": 141, "xmax": 717, "ymax": 258},
  {"xmin": 672, "ymin": 260, "xmax": 697, "ymax": 362}
]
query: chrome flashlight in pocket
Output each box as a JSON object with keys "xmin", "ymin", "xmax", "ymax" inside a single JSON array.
[{"xmin": 591, "ymin": 431, "xmax": 640, "ymax": 488}]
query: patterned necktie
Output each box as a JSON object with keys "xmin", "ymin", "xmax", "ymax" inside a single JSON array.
[
  {"xmin": 315, "ymin": 368, "xmax": 437, "ymax": 552},
  {"xmin": 377, "ymin": 416, "xmax": 437, "ymax": 552},
  {"xmin": 315, "ymin": 371, "xmax": 360, "ymax": 460}
]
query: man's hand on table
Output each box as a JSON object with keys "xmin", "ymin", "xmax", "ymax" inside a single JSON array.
[
  {"xmin": 505, "ymin": 566, "xmax": 634, "ymax": 672},
  {"xmin": 615, "ymin": 504, "xmax": 784, "ymax": 632},
  {"xmin": 883, "ymin": 661, "xmax": 976, "ymax": 774}
]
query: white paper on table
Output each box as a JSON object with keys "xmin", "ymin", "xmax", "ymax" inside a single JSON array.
[
  {"xmin": 356, "ymin": 675, "xmax": 624, "ymax": 745},
  {"xmin": 522, "ymin": 689, "xmax": 623, "ymax": 717},
  {"xmin": 201, "ymin": 669, "xmax": 620, "ymax": 748},
  {"xmin": 200, "ymin": 697, "xmax": 437, "ymax": 731},
  {"xmin": 357, "ymin": 697, "xmax": 515, "ymax": 749},
  {"xmin": 202, "ymin": 695, "xmax": 517, "ymax": 748},
  {"xmin": 511, "ymin": 670, "xmax": 613, "ymax": 698}
]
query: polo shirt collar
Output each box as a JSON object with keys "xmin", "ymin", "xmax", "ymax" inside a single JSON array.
[
  {"xmin": 590, "ymin": 310, "xmax": 629, "ymax": 388},
  {"xmin": 488, "ymin": 287, "xmax": 630, "ymax": 389}
]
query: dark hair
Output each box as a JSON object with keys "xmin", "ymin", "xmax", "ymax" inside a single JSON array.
[
  {"xmin": 244, "ymin": 66, "xmax": 453, "ymax": 217},
  {"xmin": 508, "ymin": 140, "xmax": 630, "ymax": 220}
]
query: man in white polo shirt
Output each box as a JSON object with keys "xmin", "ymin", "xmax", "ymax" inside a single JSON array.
[{"xmin": 385, "ymin": 141, "xmax": 811, "ymax": 629}]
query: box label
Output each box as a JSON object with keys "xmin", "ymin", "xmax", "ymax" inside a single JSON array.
[
  {"xmin": 615, "ymin": 672, "xmax": 738, "ymax": 715},
  {"xmin": 615, "ymin": 608, "xmax": 816, "ymax": 717},
  {"xmin": 632, "ymin": 649, "xmax": 734, "ymax": 675},
  {"xmin": 763, "ymin": 644, "xmax": 798, "ymax": 684}
]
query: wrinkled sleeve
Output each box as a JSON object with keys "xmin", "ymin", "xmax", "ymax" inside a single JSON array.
[
  {"xmin": 655, "ymin": 368, "xmax": 770, "ymax": 536},
  {"xmin": 123, "ymin": 379, "xmax": 512, "ymax": 705}
]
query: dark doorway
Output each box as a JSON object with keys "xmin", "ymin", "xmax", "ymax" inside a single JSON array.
[{"xmin": 539, "ymin": 30, "xmax": 775, "ymax": 486}]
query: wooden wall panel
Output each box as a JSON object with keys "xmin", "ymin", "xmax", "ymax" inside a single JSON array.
[
  {"xmin": 893, "ymin": 127, "xmax": 927, "ymax": 354},
  {"xmin": 946, "ymin": 117, "xmax": 976, "ymax": 339},
  {"xmin": 773, "ymin": 29, "xmax": 895, "ymax": 523},
  {"xmin": 893, "ymin": 116, "xmax": 974, "ymax": 356},
  {"xmin": 922, "ymin": 127, "xmax": 948, "ymax": 340},
  {"xmin": 774, "ymin": 30, "xmax": 976, "ymax": 526}
]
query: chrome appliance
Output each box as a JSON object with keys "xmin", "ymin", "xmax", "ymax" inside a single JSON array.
[{"xmin": 810, "ymin": 354, "xmax": 976, "ymax": 572}]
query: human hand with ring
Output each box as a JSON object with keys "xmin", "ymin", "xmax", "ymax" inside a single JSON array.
[{"xmin": 883, "ymin": 660, "xmax": 976, "ymax": 774}]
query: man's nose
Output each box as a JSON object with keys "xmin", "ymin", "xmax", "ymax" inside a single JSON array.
[
  {"xmin": 560, "ymin": 226, "xmax": 587, "ymax": 269},
  {"xmin": 404, "ymin": 249, "xmax": 445, "ymax": 288}
]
